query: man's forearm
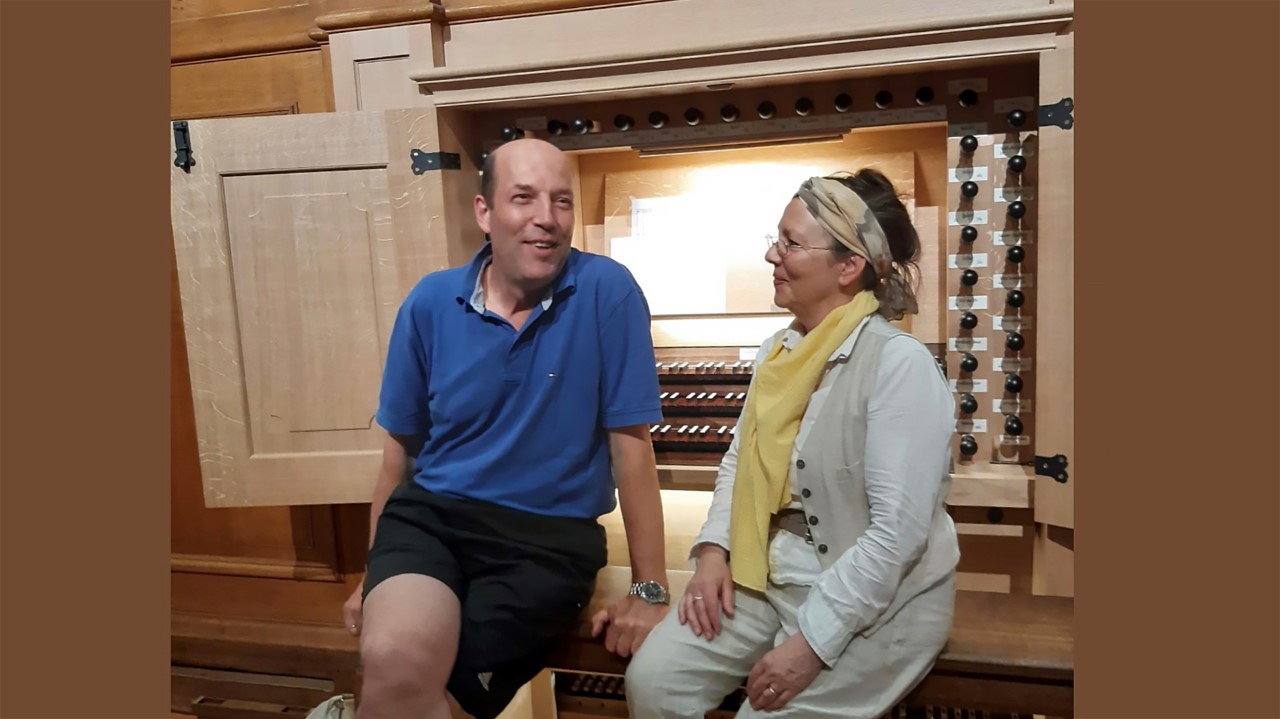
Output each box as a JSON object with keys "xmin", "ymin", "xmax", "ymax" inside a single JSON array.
[
  {"xmin": 610, "ymin": 427, "xmax": 669, "ymax": 586},
  {"xmin": 366, "ymin": 433, "xmax": 416, "ymax": 550}
]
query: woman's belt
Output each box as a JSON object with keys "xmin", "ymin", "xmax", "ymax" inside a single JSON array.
[{"xmin": 772, "ymin": 508, "xmax": 813, "ymax": 544}]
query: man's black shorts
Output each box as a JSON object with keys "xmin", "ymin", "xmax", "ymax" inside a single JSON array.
[{"xmin": 363, "ymin": 481, "xmax": 608, "ymax": 719}]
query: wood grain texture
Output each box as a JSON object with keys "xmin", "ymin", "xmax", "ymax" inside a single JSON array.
[
  {"xmin": 171, "ymin": 51, "xmax": 334, "ymax": 120},
  {"xmin": 415, "ymin": 0, "xmax": 1069, "ymax": 109},
  {"xmin": 170, "ymin": 110, "xmax": 447, "ymax": 508},
  {"xmin": 1032, "ymin": 31, "xmax": 1074, "ymax": 531},
  {"xmin": 314, "ymin": 3, "xmax": 438, "ymax": 32},
  {"xmin": 171, "ymin": 1, "xmax": 321, "ymax": 63},
  {"xmin": 442, "ymin": 0, "xmax": 665, "ymax": 23}
]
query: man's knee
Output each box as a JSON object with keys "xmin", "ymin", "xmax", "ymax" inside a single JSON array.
[
  {"xmin": 360, "ymin": 630, "xmax": 449, "ymax": 690},
  {"xmin": 360, "ymin": 574, "xmax": 462, "ymax": 692}
]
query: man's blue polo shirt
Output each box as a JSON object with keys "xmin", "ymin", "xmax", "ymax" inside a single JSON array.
[{"xmin": 375, "ymin": 243, "xmax": 664, "ymax": 519}]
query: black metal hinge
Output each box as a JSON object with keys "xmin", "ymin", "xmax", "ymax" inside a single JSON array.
[
  {"xmin": 1038, "ymin": 97, "xmax": 1074, "ymax": 130},
  {"xmin": 173, "ymin": 120, "xmax": 195, "ymax": 173},
  {"xmin": 410, "ymin": 149, "xmax": 461, "ymax": 174},
  {"xmin": 1035, "ymin": 454, "xmax": 1069, "ymax": 483}
]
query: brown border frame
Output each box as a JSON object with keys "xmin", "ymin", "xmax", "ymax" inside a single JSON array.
[{"xmin": 0, "ymin": 1, "xmax": 1277, "ymax": 716}]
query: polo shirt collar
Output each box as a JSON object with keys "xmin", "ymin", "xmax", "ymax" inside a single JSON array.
[{"xmin": 458, "ymin": 241, "xmax": 578, "ymax": 314}]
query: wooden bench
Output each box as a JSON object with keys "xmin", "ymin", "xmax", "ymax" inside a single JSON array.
[
  {"xmin": 172, "ymin": 571, "xmax": 1071, "ymax": 718},
  {"xmin": 548, "ymin": 566, "xmax": 1073, "ymax": 718}
]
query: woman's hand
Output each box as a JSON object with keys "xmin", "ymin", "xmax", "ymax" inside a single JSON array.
[
  {"xmin": 745, "ymin": 632, "xmax": 825, "ymax": 711},
  {"xmin": 679, "ymin": 544, "xmax": 735, "ymax": 639}
]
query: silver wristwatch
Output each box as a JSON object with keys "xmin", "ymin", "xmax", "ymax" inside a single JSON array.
[{"xmin": 629, "ymin": 580, "xmax": 670, "ymax": 605}]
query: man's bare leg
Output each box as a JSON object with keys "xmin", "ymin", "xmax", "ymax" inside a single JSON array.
[{"xmin": 358, "ymin": 574, "xmax": 462, "ymax": 719}]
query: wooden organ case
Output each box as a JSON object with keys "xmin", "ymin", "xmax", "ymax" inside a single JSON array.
[{"xmin": 169, "ymin": 3, "xmax": 1074, "ymax": 718}]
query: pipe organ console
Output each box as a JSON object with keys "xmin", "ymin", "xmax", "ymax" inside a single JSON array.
[{"xmin": 453, "ymin": 59, "xmax": 1070, "ymax": 600}]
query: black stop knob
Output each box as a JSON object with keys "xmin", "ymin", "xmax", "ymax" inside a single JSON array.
[
  {"xmin": 961, "ymin": 225, "xmax": 978, "ymax": 243},
  {"xmin": 958, "ymin": 88, "xmax": 979, "ymax": 107},
  {"xmin": 960, "ymin": 393, "xmax": 978, "ymax": 414},
  {"xmin": 794, "ymin": 97, "xmax": 814, "ymax": 116},
  {"xmin": 960, "ymin": 435, "xmax": 978, "ymax": 456},
  {"xmin": 757, "ymin": 101, "xmax": 776, "ymax": 119},
  {"xmin": 1008, "ymin": 109, "xmax": 1027, "ymax": 128},
  {"xmin": 500, "ymin": 125, "xmax": 520, "ymax": 142},
  {"xmin": 1006, "ymin": 331, "xmax": 1025, "ymax": 351},
  {"xmin": 960, "ymin": 312, "xmax": 979, "ymax": 330},
  {"xmin": 571, "ymin": 118, "xmax": 592, "ymax": 135},
  {"xmin": 1008, "ymin": 154, "xmax": 1027, "ymax": 173},
  {"xmin": 874, "ymin": 90, "xmax": 893, "ymax": 109},
  {"xmin": 1005, "ymin": 373, "xmax": 1023, "ymax": 393},
  {"xmin": 1005, "ymin": 415, "xmax": 1024, "ymax": 436},
  {"xmin": 720, "ymin": 104, "xmax": 739, "ymax": 122},
  {"xmin": 915, "ymin": 86, "xmax": 935, "ymax": 105},
  {"xmin": 961, "ymin": 181, "xmax": 979, "ymax": 199},
  {"xmin": 960, "ymin": 353, "xmax": 979, "ymax": 373},
  {"xmin": 834, "ymin": 93, "xmax": 852, "ymax": 112},
  {"xmin": 684, "ymin": 108, "xmax": 703, "ymax": 125},
  {"xmin": 961, "ymin": 269, "xmax": 979, "ymax": 286},
  {"xmin": 1007, "ymin": 289, "xmax": 1025, "ymax": 308},
  {"xmin": 648, "ymin": 111, "xmax": 668, "ymax": 128},
  {"xmin": 613, "ymin": 114, "xmax": 633, "ymax": 131},
  {"xmin": 1007, "ymin": 245, "xmax": 1026, "ymax": 263},
  {"xmin": 1007, "ymin": 201, "xmax": 1026, "ymax": 219},
  {"xmin": 546, "ymin": 120, "xmax": 566, "ymax": 136},
  {"xmin": 960, "ymin": 135, "xmax": 979, "ymax": 153}
]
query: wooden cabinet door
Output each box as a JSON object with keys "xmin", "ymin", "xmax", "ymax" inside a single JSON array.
[
  {"xmin": 170, "ymin": 109, "xmax": 478, "ymax": 508},
  {"xmin": 1032, "ymin": 31, "xmax": 1074, "ymax": 595}
]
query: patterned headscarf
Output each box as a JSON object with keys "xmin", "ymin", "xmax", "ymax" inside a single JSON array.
[{"xmin": 794, "ymin": 175, "xmax": 918, "ymax": 320}]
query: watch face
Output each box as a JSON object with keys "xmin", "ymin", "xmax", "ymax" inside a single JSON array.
[{"xmin": 634, "ymin": 581, "xmax": 667, "ymax": 603}]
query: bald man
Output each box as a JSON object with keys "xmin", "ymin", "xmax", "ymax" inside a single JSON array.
[{"xmin": 344, "ymin": 139, "xmax": 671, "ymax": 719}]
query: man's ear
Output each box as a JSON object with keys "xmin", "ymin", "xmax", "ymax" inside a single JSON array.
[{"xmin": 474, "ymin": 195, "xmax": 492, "ymax": 234}]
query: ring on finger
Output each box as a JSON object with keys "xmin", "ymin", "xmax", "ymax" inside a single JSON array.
[
  {"xmin": 766, "ymin": 686, "xmax": 778, "ymax": 696},
  {"xmin": 692, "ymin": 595, "xmax": 704, "ymax": 601}
]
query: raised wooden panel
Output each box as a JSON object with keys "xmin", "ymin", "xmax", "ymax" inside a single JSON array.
[
  {"xmin": 224, "ymin": 170, "xmax": 394, "ymax": 455},
  {"xmin": 329, "ymin": 25, "xmax": 435, "ymax": 111},
  {"xmin": 171, "ymin": 110, "xmax": 480, "ymax": 508}
]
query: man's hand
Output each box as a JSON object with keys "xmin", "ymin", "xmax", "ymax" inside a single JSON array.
[
  {"xmin": 342, "ymin": 584, "xmax": 364, "ymax": 636},
  {"xmin": 590, "ymin": 595, "xmax": 668, "ymax": 658},
  {"xmin": 745, "ymin": 632, "xmax": 825, "ymax": 711}
]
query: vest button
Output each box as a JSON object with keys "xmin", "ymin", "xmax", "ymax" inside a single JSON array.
[
  {"xmin": 817, "ymin": 544, "xmax": 829, "ymax": 554},
  {"xmin": 801, "ymin": 488, "xmax": 812, "ymax": 498},
  {"xmin": 796, "ymin": 459, "xmax": 805, "ymax": 469},
  {"xmin": 808, "ymin": 516, "xmax": 819, "ymax": 526}
]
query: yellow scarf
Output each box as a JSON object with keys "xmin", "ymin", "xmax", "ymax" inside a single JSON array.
[{"xmin": 728, "ymin": 290, "xmax": 880, "ymax": 591}]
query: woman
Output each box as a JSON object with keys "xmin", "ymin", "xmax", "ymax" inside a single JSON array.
[{"xmin": 625, "ymin": 169, "xmax": 960, "ymax": 719}]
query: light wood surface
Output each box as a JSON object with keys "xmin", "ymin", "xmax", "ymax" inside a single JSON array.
[{"xmin": 171, "ymin": 110, "xmax": 457, "ymax": 508}]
